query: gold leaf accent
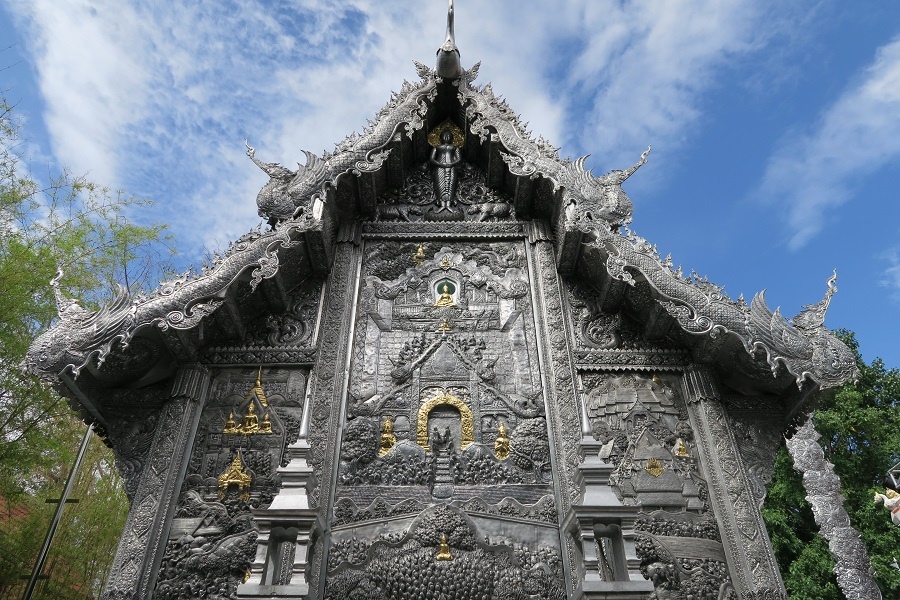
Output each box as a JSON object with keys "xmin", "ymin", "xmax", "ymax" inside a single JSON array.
[{"xmin": 644, "ymin": 458, "xmax": 664, "ymax": 478}]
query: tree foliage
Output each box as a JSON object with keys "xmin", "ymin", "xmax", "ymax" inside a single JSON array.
[
  {"xmin": 0, "ymin": 95, "xmax": 174, "ymax": 596},
  {"xmin": 763, "ymin": 330, "xmax": 900, "ymax": 598}
]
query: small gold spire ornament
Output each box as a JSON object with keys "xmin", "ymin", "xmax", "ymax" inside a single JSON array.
[
  {"xmin": 644, "ymin": 458, "xmax": 664, "ymax": 478},
  {"xmin": 251, "ymin": 366, "xmax": 269, "ymax": 408},
  {"xmin": 494, "ymin": 423, "xmax": 510, "ymax": 460},
  {"xmin": 437, "ymin": 319, "xmax": 452, "ymax": 333},
  {"xmin": 379, "ymin": 416, "xmax": 397, "ymax": 456},
  {"xmin": 413, "ymin": 243, "xmax": 426, "ymax": 266},
  {"xmin": 435, "ymin": 533, "xmax": 453, "ymax": 561}
]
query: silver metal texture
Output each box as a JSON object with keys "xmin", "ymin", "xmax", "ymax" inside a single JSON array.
[{"xmin": 786, "ymin": 419, "xmax": 882, "ymax": 599}]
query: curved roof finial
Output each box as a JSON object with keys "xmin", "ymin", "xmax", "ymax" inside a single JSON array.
[{"xmin": 436, "ymin": 0, "xmax": 461, "ymax": 79}]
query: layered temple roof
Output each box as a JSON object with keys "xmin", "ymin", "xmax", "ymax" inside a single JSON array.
[{"xmin": 25, "ymin": 7, "xmax": 856, "ymax": 433}]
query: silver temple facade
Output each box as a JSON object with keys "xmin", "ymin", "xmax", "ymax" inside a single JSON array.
[{"xmin": 26, "ymin": 4, "xmax": 875, "ymax": 599}]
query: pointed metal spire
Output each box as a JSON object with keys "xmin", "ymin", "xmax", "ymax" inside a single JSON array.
[{"xmin": 436, "ymin": 0, "xmax": 461, "ymax": 79}]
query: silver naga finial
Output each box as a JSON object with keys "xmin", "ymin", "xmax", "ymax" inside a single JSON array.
[
  {"xmin": 793, "ymin": 270, "xmax": 838, "ymax": 331},
  {"xmin": 436, "ymin": 0, "xmax": 461, "ymax": 79}
]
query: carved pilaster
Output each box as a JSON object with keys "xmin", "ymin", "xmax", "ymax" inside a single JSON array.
[
  {"xmin": 305, "ymin": 237, "xmax": 362, "ymax": 597},
  {"xmin": 526, "ymin": 221, "xmax": 588, "ymax": 593},
  {"xmin": 681, "ymin": 366, "xmax": 786, "ymax": 599},
  {"xmin": 102, "ymin": 364, "xmax": 210, "ymax": 600},
  {"xmin": 565, "ymin": 438, "xmax": 654, "ymax": 599}
]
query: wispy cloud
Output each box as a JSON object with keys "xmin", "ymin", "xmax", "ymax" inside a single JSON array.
[
  {"xmin": 4, "ymin": 0, "xmax": 804, "ymax": 257},
  {"xmin": 881, "ymin": 249, "xmax": 900, "ymax": 297},
  {"xmin": 758, "ymin": 36, "xmax": 900, "ymax": 249}
]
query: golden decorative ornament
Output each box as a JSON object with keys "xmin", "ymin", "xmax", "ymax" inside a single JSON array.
[
  {"xmin": 644, "ymin": 458, "xmax": 664, "ymax": 478},
  {"xmin": 435, "ymin": 533, "xmax": 453, "ymax": 561},
  {"xmin": 223, "ymin": 412, "xmax": 240, "ymax": 435},
  {"xmin": 412, "ymin": 243, "xmax": 426, "ymax": 266},
  {"xmin": 258, "ymin": 413, "xmax": 273, "ymax": 434},
  {"xmin": 240, "ymin": 402, "xmax": 260, "ymax": 434},
  {"xmin": 440, "ymin": 256, "xmax": 451, "ymax": 270},
  {"xmin": 417, "ymin": 390, "xmax": 474, "ymax": 451},
  {"xmin": 249, "ymin": 366, "xmax": 269, "ymax": 408},
  {"xmin": 675, "ymin": 438, "xmax": 689, "ymax": 458},
  {"xmin": 437, "ymin": 319, "xmax": 452, "ymax": 333},
  {"xmin": 218, "ymin": 452, "xmax": 252, "ymax": 502},
  {"xmin": 494, "ymin": 422, "xmax": 510, "ymax": 460},
  {"xmin": 434, "ymin": 283, "xmax": 456, "ymax": 307},
  {"xmin": 427, "ymin": 119, "xmax": 465, "ymax": 149},
  {"xmin": 379, "ymin": 416, "xmax": 397, "ymax": 456}
]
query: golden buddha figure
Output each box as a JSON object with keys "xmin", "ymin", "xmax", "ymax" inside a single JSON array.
[
  {"xmin": 494, "ymin": 422, "xmax": 510, "ymax": 460},
  {"xmin": 258, "ymin": 412, "xmax": 273, "ymax": 434},
  {"xmin": 434, "ymin": 283, "xmax": 456, "ymax": 307},
  {"xmin": 379, "ymin": 416, "xmax": 397, "ymax": 456},
  {"xmin": 674, "ymin": 438, "xmax": 689, "ymax": 457},
  {"xmin": 241, "ymin": 402, "xmax": 260, "ymax": 434},
  {"xmin": 223, "ymin": 412, "xmax": 240, "ymax": 435},
  {"xmin": 413, "ymin": 243, "xmax": 426, "ymax": 266},
  {"xmin": 435, "ymin": 533, "xmax": 453, "ymax": 561}
]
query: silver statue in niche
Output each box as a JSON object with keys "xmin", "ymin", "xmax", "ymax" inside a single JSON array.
[
  {"xmin": 431, "ymin": 132, "xmax": 460, "ymax": 212},
  {"xmin": 430, "ymin": 124, "xmax": 463, "ymax": 213}
]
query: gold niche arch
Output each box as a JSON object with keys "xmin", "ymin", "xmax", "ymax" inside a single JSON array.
[{"xmin": 416, "ymin": 390, "xmax": 474, "ymax": 451}]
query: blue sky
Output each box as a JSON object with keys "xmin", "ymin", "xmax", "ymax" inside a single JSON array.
[{"xmin": 1, "ymin": 1, "xmax": 899, "ymax": 369}]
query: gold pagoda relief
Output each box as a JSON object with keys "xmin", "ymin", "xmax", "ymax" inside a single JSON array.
[{"xmin": 218, "ymin": 451, "xmax": 252, "ymax": 502}]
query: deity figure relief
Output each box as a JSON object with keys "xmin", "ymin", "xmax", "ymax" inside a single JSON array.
[
  {"xmin": 241, "ymin": 402, "xmax": 259, "ymax": 434},
  {"xmin": 494, "ymin": 423, "xmax": 510, "ymax": 460},
  {"xmin": 434, "ymin": 283, "xmax": 456, "ymax": 307},
  {"xmin": 430, "ymin": 130, "xmax": 461, "ymax": 212},
  {"xmin": 379, "ymin": 416, "xmax": 397, "ymax": 456}
]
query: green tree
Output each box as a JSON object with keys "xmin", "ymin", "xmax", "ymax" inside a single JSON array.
[
  {"xmin": 0, "ymin": 95, "xmax": 174, "ymax": 597},
  {"xmin": 763, "ymin": 331, "xmax": 900, "ymax": 598}
]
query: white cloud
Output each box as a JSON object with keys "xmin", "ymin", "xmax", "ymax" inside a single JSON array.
[
  {"xmin": 882, "ymin": 249, "xmax": 900, "ymax": 296},
  {"xmin": 759, "ymin": 36, "xmax": 900, "ymax": 249},
  {"xmin": 4, "ymin": 0, "xmax": 800, "ymax": 256}
]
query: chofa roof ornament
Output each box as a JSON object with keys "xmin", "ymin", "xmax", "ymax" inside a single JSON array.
[
  {"xmin": 436, "ymin": 0, "xmax": 461, "ymax": 79},
  {"xmin": 793, "ymin": 270, "xmax": 837, "ymax": 332}
]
